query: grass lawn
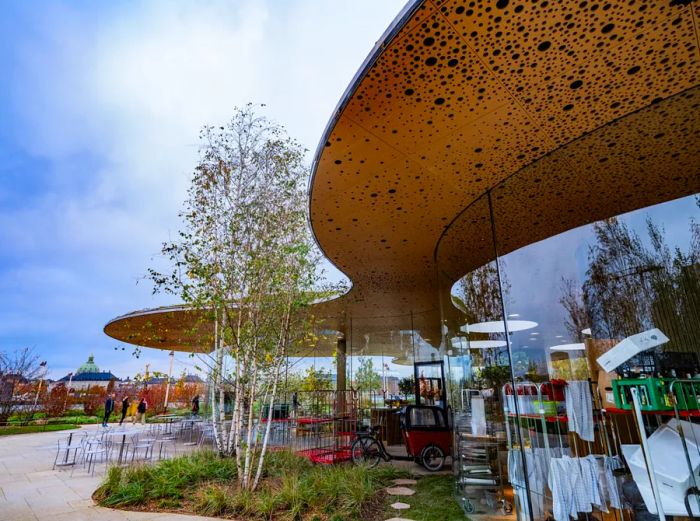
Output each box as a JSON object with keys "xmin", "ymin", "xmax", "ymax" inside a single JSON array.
[
  {"xmin": 95, "ymin": 450, "xmax": 408, "ymax": 520},
  {"xmin": 0, "ymin": 424, "xmax": 79, "ymax": 436},
  {"xmin": 383, "ymin": 474, "xmax": 466, "ymax": 521}
]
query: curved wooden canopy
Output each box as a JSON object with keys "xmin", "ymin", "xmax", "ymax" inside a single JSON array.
[
  {"xmin": 106, "ymin": 0, "xmax": 700, "ymax": 354},
  {"xmin": 309, "ymin": 0, "xmax": 700, "ymax": 333},
  {"xmin": 103, "ymin": 305, "xmax": 344, "ymax": 356},
  {"xmin": 103, "ymin": 303, "xmax": 439, "ymax": 357}
]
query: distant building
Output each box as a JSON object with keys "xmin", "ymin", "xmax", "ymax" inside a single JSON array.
[
  {"xmin": 55, "ymin": 355, "xmax": 120, "ymax": 391},
  {"xmin": 385, "ymin": 376, "xmax": 399, "ymax": 396},
  {"xmin": 143, "ymin": 373, "xmax": 204, "ymax": 385}
]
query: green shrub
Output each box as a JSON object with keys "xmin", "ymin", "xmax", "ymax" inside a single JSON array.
[
  {"xmin": 62, "ymin": 409, "xmax": 88, "ymax": 417},
  {"xmin": 97, "ymin": 449, "xmax": 405, "ymax": 520},
  {"xmin": 45, "ymin": 415, "xmax": 99, "ymax": 425}
]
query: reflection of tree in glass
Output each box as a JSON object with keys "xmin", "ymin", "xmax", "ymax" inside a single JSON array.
[
  {"xmin": 559, "ymin": 278, "xmax": 590, "ymax": 342},
  {"xmin": 550, "ymin": 356, "xmax": 590, "ymax": 380},
  {"xmin": 452, "ymin": 261, "xmax": 510, "ymax": 324},
  {"xmin": 582, "ymin": 206, "xmax": 700, "ymax": 352},
  {"xmin": 353, "ymin": 357, "xmax": 382, "ymax": 392}
]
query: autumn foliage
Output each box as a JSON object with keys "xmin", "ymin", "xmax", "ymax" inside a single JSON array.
[
  {"xmin": 82, "ymin": 386, "xmax": 106, "ymax": 415},
  {"xmin": 44, "ymin": 383, "xmax": 70, "ymax": 417}
]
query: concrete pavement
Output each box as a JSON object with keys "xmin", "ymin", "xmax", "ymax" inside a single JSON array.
[{"xmin": 0, "ymin": 424, "xmax": 217, "ymax": 521}]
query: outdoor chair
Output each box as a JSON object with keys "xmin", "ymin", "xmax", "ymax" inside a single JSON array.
[
  {"xmin": 182, "ymin": 420, "xmax": 203, "ymax": 446},
  {"xmin": 130, "ymin": 433, "xmax": 155, "ymax": 462},
  {"xmin": 52, "ymin": 434, "xmax": 84, "ymax": 470},
  {"xmin": 154, "ymin": 433, "xmax": 177, "ymax": 460},
  {"xmin": 71, "ymin": 439, "xmax": 108, "ymax": 476},
  {"xmin": 198, "ymin": 425, "xmax": 217, "ymax": 449},
  {"xmin": 106, "ymin": 436, "xmax": 132, "ymax": 465}
]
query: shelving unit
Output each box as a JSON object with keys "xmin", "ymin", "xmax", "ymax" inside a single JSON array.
[{"xmin": 454, "ymin": 399, "xmax": 511, "ymax": 516}]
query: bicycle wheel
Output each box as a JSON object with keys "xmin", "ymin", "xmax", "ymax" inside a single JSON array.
[
  {"xmin": 420, "ymin": 444, "xmax": 445, "ymax": 472},
  {"xmin": 350, "ymin": 438, "xmax": 382, "ymax": 468}
]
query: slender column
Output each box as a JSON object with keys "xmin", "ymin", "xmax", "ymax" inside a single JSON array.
[
  {"xmin": 336, "ymin": 337, "xmax": 347, "ymax": 392},
  {"xmin": 163, "ymin": 351, "xmax": 174, "ymax": 411},
  {"xmin": 336, "ymin": 336, "xmax": 347, "ymax": 420}
]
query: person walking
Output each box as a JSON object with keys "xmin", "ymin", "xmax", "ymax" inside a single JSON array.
[
  {"xmin": 191, "ymin": 395, "xmax": 200, "ymax": 417},
  {"xmin": 103, "ymin": 393, "xmax": 115, "ymax": 427},
  {"xmin": 119, "ymin": 395, "xmax": 130, "ymax": 425},
  {"xmin": 133, "ymin": 397, "xmax": 147, "ymax": 425}
]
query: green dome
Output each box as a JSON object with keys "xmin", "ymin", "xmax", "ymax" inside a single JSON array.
[{"xmin": 76, "ymin": 354, "xmax": 100, "ymax": 374}]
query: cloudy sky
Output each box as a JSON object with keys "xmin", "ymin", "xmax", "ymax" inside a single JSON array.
[{"xmin": 0, "ymin": 0, "xmax": 406, "ymax": 380}]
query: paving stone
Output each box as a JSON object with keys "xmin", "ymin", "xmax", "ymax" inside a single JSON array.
[
  {"xmin": 392, "ymin": 478, "xmax": 417, "ymax": 486},
  {"xmin": 390, "ymin": 501, "xmax": 411, "ymax": 510},
  {"xmin": 0, "ymin": 501, "xmax": 39, "ymax": 521},
  {"xmin": 385, "ymin": 486, "xmax": 416, "ymax": 496}
]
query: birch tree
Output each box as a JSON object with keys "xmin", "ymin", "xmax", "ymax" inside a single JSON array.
[{"xmin": 150, "ymin": 104, "xmax": 325, "ymax": 490}]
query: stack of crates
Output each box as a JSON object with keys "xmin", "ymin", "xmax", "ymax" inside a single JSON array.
[{"xmin": 612, "ymin": 378, "xmax": 700, "ymax": 411}]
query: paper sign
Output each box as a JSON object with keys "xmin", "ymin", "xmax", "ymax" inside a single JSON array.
[
  {"xmin": 596, "ymin": 328, "xmax": 669, "ymax": 372},
  {"xmin": 471, "ymin": 396, "xmax": 487, "ymax": 436}
]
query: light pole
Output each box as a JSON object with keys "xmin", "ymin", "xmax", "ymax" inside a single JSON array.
[
  {"xmin": 63, "ymin": 372, "xmax": 73, "ymax": 411},
  {"xmin": 163, "ymin": 351, "xmax": 175, "ymax": 412},
  {"xmin": 33, "ymin": 361, "xmax": 48, "ymax": 412}
]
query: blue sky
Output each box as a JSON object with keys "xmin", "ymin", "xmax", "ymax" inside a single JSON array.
[{"xmin": 0, "ymin": 0, "xmax": 405, "ymax": 380}]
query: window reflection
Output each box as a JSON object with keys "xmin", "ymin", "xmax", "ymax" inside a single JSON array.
[{"xmin": 442, "ymin": 194, "xmax": 700, "ymax": 521}]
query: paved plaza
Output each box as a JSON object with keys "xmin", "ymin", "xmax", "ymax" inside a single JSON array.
[{"xmin": 0, "ymin": 424, "xmax": 217, "ymax": 521}]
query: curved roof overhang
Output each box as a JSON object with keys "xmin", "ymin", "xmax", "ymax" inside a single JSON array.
[
  {"xmin": 308, "ymin": 0, "xmax": 700, "ymax": 338},
  {"xmin": 104, "ymin": 305, "xmax": 215, "ymax": 353},
  {"xmin": 105, "ymin": 0, "xmax": 700, "ymax": 356},
  {"xmin": 103, "ymin": 302, "xmax": 433, "ymax": 358}
]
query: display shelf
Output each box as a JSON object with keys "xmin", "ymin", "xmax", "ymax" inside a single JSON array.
[
  {"xmin": 505, "ymin": 412, "xmax": 568, "ymax": 423},
  {"xmin": 603, "ymin": 406, "xmax": 700, "ymax": 417}
]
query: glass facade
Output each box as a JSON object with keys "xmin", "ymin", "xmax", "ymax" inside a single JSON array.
[{"xmin": 438, "ymin": 192, "xmax": 700, "ymax": 520}]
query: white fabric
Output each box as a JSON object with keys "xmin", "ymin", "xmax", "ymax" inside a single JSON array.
[
  {"xmin": 508, "ymin": 449, "xmax": 531, "ymax": 519},
  {"xmin": 548, "ymin": 455, "xmax": 623, "ymax": 520},
  {"xmin": 548, "ymin": 456, "xmax": 578, "ymax": 521},
  {"xmin": 604, "ymin": 455, "xmax": 622, "ymax": 509},
  {"xmin": 565, "ymin": 381, "xmax": 594, "ymax": 442}
]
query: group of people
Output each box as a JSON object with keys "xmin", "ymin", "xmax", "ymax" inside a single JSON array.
[
  {"xmin": 102, "ymin": 394, "xmax": 149, "ymax": 427},
  {"xmin": 102, "ymin": 393, "xmax": 201, "ymax": 427}
]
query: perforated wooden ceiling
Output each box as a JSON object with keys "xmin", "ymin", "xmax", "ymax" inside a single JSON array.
[
  {"xmin": 309, "ymin": 0, "xmax": 700, "ymax": 335},
  {"xmin": 103, "ymin": 305, "xmax": 342, "ymax": 355},
  {"xmin": 105, "ymin": 0, "xmax": 700, "ymax": 355}
]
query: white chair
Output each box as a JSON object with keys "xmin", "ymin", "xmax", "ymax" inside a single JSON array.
[
  {"xmin": 72, "ymin": 439, "xmax": 108, "ymax": 476},
  {"xmin": 130, "ymin": 433, "xmax": 155, "ymax": 462},
  {"xmin": 52, "ymin": 434, "xmax": 84, "ymax": 470},
  {"xmin": 154, "ymin": 433, "xmax": 177, "ymax": 460}
]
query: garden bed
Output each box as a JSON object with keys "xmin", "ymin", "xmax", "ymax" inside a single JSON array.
[
  {"xmin": 380, "ymin": 475, "xmax": 467, "ymax": 521},
  {"xmin": 94, "ymin": 450, "xmax": 405, "ymax": 520}
]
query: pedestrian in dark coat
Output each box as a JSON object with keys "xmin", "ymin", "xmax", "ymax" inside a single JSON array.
[
  {"xmin": 119, "ymin": 395, "xmax": 129, "ymax": 425},
  {"xmin": 103, "ymin": 393, "xmax": 116, "ymax": 427}
]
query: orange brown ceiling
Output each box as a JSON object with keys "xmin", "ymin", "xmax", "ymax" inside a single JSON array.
[
  {"xmin": 309, "ymin": 0, "xmax": 700, "ymax": 330},
  {"xmin": 106, "ymin": 0, "xmax": 700, "ymax": 354}
]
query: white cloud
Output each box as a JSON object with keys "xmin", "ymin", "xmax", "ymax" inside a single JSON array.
[{"xmin": 1, "ymin": 0, "xmax": 405, "ymax": 379}]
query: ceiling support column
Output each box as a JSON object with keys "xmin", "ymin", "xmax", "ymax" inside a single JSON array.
[{"xmin": 336, "ymin": 336, "xmax": 347, "ymax": 419}]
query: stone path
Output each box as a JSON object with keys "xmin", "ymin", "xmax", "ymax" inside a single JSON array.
[
  {"xmin": 0, "ymin": 425, "xmax": 218, "ymax": 521},
  {"xmin": 385, "ymin": 478, "xmax": 419, "ymax": 521}
]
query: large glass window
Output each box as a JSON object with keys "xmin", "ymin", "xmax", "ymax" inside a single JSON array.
[{"xmin": 439, "ymin": 191, "xmax": 700, "ymax": 521}]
